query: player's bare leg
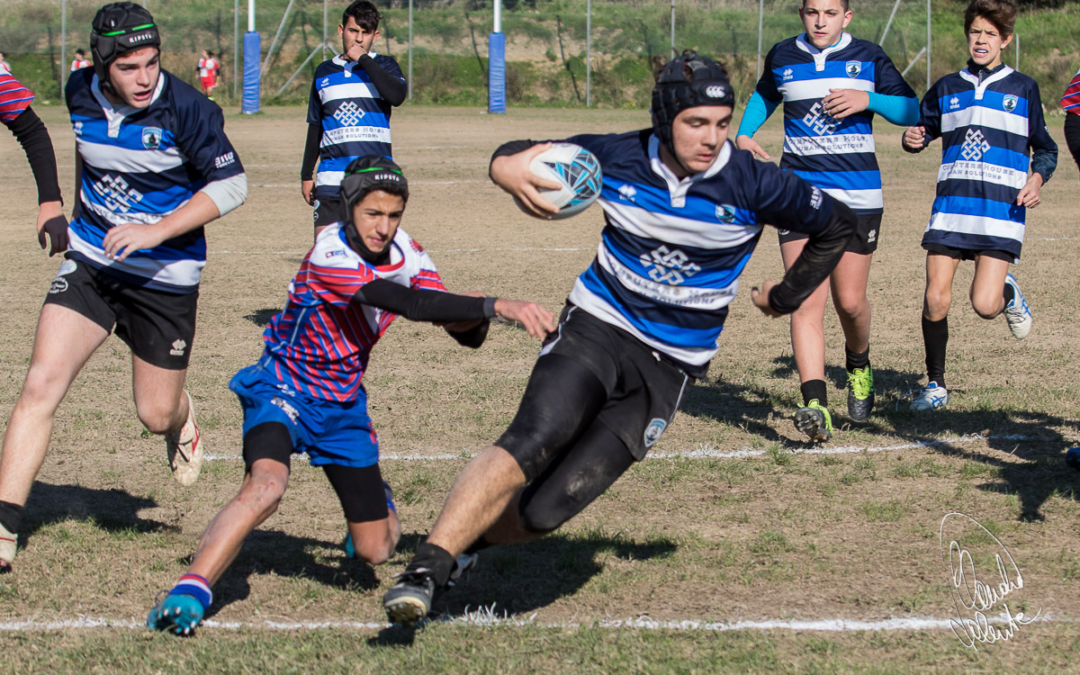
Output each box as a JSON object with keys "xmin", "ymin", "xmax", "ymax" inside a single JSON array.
[
  {"xmin": 830, "ymin": 251, "xmax": 875, "ymax": 422},
  {"xmin": 186, "ymin": 458, "xmax": 291, "ymax": 585},
  {"xmin": 781, "ymin": 239, "xmax": 833, "ymax": 440},
  {"xmin": 968, "ymin": 255, "xmax": 1011, "ymax": 319},
  {"xmin": 346, "ymin": 512, "xmax": 401, "ymax": 565},
  {"xmin": 133, "ymin": 357, "xmax": 203, "ymax": 486},
  {"xmin": 0, "ymin": 305, "xmax": 108, "ymax": 568},
  {"xmin": 911, "ymin": 253, "xmax": 961, "ymax": 412},
  {"xmin": 476, "ymin": 490, "xmax": 540, "ymax": 546}
]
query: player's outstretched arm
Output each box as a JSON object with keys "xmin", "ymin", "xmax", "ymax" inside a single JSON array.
[
  {"xmin": 5, "ymin": 106, "xmax": 67, "ymax": 254},
  {"xmin": 489, "ymin": 141, "xmax": 562, "ymax": 218}
]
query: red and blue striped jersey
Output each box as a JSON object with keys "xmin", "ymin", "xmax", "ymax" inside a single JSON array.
[
  {"xmin": 1062, "ymin": 67, "xmax": 1080, "ymax": 115},
  {"xmin": 0, "ymin": 73, "xmax": 33, "ymax": 126},
  {"xmin": 261, "ymin": 222, "xmax": 446, "ymax": 402}
]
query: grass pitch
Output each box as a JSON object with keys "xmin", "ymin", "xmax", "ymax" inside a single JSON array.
[{"xmin": 0, "ymin": 105, "xmax": 1078, "ymax": 673}]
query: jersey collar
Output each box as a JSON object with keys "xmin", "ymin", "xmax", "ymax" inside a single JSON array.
[
  {"xmin": 333, "ymin": 51, "xmax": 379, "ymax": 76},
  {"xmin": 90, "ymin": 71, "xmax": 167, "ymax": 138},
  {"xmin": 648, "ymin": 133, "xmax": 732, "ymax": 208},
  {"xmin": 959, "ymin": 63, "xmax": 1013, "ymax": 99},
  {"xmin": 796, "ymin": 32, "xmax": 853, "ymax": 71}
]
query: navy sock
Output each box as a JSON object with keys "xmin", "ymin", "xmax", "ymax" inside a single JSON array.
[
  {"xmin": 1002, "ymin": 281, "xmax": 1015, "ymax": 305},
  {"xmin": 0, "ymin": 501, "xmax": 25, "ymax": 535},
  {"xmin": 845, "ymin": 346, "xmax": 870, "ymax": 372},
  {"xmin": 409, "ymin": 542, "xmax": 455, "ymax": 588},
  {"xmin": 922, "ymin": 316, "xmax": 948, "ymax": 389}
]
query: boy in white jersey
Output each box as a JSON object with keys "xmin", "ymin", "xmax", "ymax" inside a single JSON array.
[
  {"xmin": 901, "ymin": 0, "xmax": 1056, "ymax": 412},
  {"xmin": 737, "ymin": 0, "xmax": 918, "ymax": 442},
  {"xmin": 0, "ymin": 3, "xmax": 248, "ymax": 571}
]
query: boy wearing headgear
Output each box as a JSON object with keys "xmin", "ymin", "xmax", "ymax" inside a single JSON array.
[{"xmin": 147, "ymin": 156, "xmax": 555, "ymax": 635}]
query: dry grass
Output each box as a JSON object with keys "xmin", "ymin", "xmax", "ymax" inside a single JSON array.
[{"xmin": 0, "ymin": 104, "xmax": 1078, "ymax": 671}]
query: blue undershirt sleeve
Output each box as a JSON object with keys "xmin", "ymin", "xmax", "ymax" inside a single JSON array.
[
  {"xmin": 866, "ymin": 92, "xmax": 920, "ymax": 127},
  {"xmin": 736, "ymin": 91, "xmax": 780, "ymax": 139}
]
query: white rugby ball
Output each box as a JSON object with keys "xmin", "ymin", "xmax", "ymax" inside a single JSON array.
[{"xmin": 514, "ymin": 143, "xmax": 603, "ymax": 220}]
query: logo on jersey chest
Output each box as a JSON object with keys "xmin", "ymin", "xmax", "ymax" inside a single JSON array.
[
  {"xmin": 640, "ymin": 245, "xmax": 701, "ymax": 286},
  {"xmin": 618, "ymin": 184, "xmax": 637, "ymax": 202},
  {"xmin": 644, "ymin": 418, "xmax": 667, "ymax": 448},
  {"xmin": 1003, "ymin": 94, "xmax": 1018, "ymax": 113},
  {"xmin": 333, "ymin": 100, "xmax": 365, "ymax": 126},
  {"xmin": 803, "ymin": 101, "xmax": 840, "ymax": 136},
  {"xmin": 141, "ymin": 127, "xmax": 162, "ymax": 150},
  {"xmin": 810, "ymin": 186, "xmax": 823, "ymax": 210},
  {"xmin": 92, "ymin": 174, "xmax": 144, "ymax": 213},
  {"xmin": 960, "ymin": 128, "xmax": 992, "ymax": 162},
  {"xmin": 949, "ymin": 96, "xmax": 961, "ymax": 110},
  {"xmin": 716, "ymin": 204, "xmax": 737, "ymax": 223},
  {"xmin": 845, "ymin": 61, "xmax": 862, "ymax": 78},
  {"xmin": 783, "ymin": 68, "xmax": 794, "ymax": 82}
]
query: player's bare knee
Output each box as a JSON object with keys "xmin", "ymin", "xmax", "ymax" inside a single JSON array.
[
  {"xmin": 970, "ymin": 296, "xmax": 1002, "ymax": 320},
  {"xmin": 834, "ymin": 292, "xmax": 868, "ymax": 321},
  {"xmin": 241, "ymin": 472, "xmax": 287, "ymax": 517},
  {"xmin": 923, "ymin": 289, "xmax": 951, "ymax": 319},
  {"xmin": 137, "ymin": 406, "xmax": 177, "ymax": 435},
  {"xmin": 351, "ymin": 534, "xmax": 395, "ymax": 565}
]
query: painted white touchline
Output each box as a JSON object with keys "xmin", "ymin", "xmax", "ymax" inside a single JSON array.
[
  {"xmin": 204, "ymin": 434, "xmax": 1028, "ymax": 463},
  {"xmin": 0, "ymin": 612, "xmax": 1061, "ymax": 633}
]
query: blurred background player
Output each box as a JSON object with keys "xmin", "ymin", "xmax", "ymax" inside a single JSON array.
[
  {"xmin": 197, "ymin": 49, "xmax": 220, "ymax": 100},
  {"xmin": 901, "ymin": 0, "xmax": 1056, "ymax": 412},
  {"xmin": 383, "ymin": 53, "xmax": 857, "ymax": 624},
  {"xmin": 737, "ymin": 0, "xmax": 918, "ymax": 442},
  {"xmin": 1062, "ymin": 64, "xmax": 1080, "ymax": 174},
  {"xmin": 146, "ymin": 156, "xmax": 554, "ymax": 635},
  {"xmin": 0, "ymin": 52, "xmax": 11, "ymax": 75},
  {"xmin": 70, "ymin": 49, "xmax": 92, "ymax": 72},
  {"xmin": 0, "ymin": 2, "xmax": 248, "ymax": 571},
  {"xmin": 301, "ymin": 0, "xmax": 406, "ymax": 238},
  {"xmin": 1, "ymin": 66, "xmax": 67, "ymax": 257}
]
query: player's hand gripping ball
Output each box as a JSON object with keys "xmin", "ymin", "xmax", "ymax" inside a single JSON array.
[{"xmin": 514, "ymin": 143, "xmax": 603, "ymax": 220}]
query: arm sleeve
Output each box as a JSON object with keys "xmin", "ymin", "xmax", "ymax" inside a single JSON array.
[
  {"xmin": 198, "ymin": 173, "xmax": 247, "ymax": 216},
  {"xmin": 6, "ymin": 107, "xmax": 62, "ymax": 204},
  {"xmin": 361, "ymin": 55, "xmax": 407, "ymax": 107},
  {"xmin": 301, "ymin": 123, "xmax": 321, "ymax": 181},
  {"xmin": 866, "ymin": 92, "xmax": 920, "ymax": 127},
  {"xmin": 352, "ymin": 279, "xmax": 496, "ymax": 322},
  {"xmin": 1026, "ymin": 81, "xmax": 1058, "ymax": 184},
  {"xmin": 769, "ymin": 200, "xmax": 858, "ymax": 314},
  {"xmin": 306, "ymin": 78, "xmax": 322, "ymax": 125},
  {"xmin": 736, "ymin": 91, "xmax": 780, "ymax": 139}
]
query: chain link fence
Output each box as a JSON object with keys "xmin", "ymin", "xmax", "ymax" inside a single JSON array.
[{"xmin": 1, "ymin": 0, "xmax": 1077, "ymax": 110}]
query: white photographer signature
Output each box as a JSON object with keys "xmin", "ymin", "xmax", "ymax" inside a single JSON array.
[{"xmin": 939, "ymin": 512, "xmax": 1040, "ymax": 650}]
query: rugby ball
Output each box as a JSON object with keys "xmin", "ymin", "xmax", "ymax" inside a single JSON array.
[{"xmin": 514, "ymin": 143, "xmax": 602, "ymax": 220}]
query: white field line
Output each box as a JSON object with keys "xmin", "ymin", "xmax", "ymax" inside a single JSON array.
[
  {"xmin": 203, "ymin": 434, "xmax": 1029, "ymax": 463},
  {"xmin": 0, "ymin": 610, "xmax": 1061, "ymax": 634}
]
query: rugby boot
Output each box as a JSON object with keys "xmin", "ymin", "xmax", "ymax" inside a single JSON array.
[
  {"xmin": 846, "ymin": 365, "xmax": 875, "ymax": 422},
  {"xmin": 384, "ymin": 567, "xmax": 437, "ymax": 625},
  {"xmin": 794, "ymin": 399, "xmax": 833, "ymax": 443},
  {"xmin": 1003, "ymin": 273, "xmax": 1032, "ymax": 339},
  {"xmin": 909, "ymin": 382, "xmax": 949, "ymax": 413},
  {"xmin": 166, "ymin": 390, "xmax": 204, "ymax": 487}
]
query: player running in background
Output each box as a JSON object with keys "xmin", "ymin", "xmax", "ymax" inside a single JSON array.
[
  {"xmin": 737, "ymin": 0, "xmax": 918, "ymax": 442},
  {"xmin": 146, "ymin": 156, "xmax": 555, "ymax": 635},
  {"xmin": 382, "ymin": 53, "xmax": 858, "ymax": 624},
  {"xmin": 1062, "ymin": 65, "xmax": 1080, "ymax": 174},
  {"xmin": 901, "ymin": 0, "xmax": 1057, "ymax": 412},
  {"xmin": 71, "ymin": 49, "xmax": 92, "ymax": 72},
  {"xmin": 0, "ymin": 2, "xmax": 248, "ymax": 571},
  {"xmin": 1, "ymin": 69, "xmax": 68, "ymax": 256},
  {"xmin": 197, "ymin": 50, "xmax": 220, "ymax": 100},
  {"xmin": 301, "ymin": 0, "xmax": 406, "ymax": 238}
]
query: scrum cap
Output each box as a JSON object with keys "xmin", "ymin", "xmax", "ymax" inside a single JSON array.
[
  {"xmin": 340, "ymin": 155, "xmax": 409, "ymax": 228},
  {"xmin": 91, "ymin": 3, "xmax": 161, "ymax": 92},
  {"xmin": 650, "ymin": 53, "xmax": 735, "ymax": 150}
]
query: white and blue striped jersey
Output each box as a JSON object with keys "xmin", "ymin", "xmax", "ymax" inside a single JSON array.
[
  {"xmin": 65, "ymin": 68, "xmax": 244, "ymax": 292},
  {"xmin": 565, "ymin": 131, "xmax": 836, "ymax": 372},
  {"xmin": 307, "ymin": 54, "xmax": 404, "ymax": 199},
  {"xmin": 757, "ymin": 33, "xmax": 915, "ymax": 214},
  {"xmin": 919, "ymin": 65, "xmax": 1056, "ymax": 259}
]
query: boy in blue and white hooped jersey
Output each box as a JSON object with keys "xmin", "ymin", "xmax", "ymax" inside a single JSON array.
[
  {"xmin": 901, "ymin": 0, "xmax": 1056, "ymax": 413},
  {"xmin": 300, "ymin": 0, "xmax": 406, "ymax": 237},
  {"xmin": 737, "ymin": 0, "xmax": 918, "ymax": 442},
  {"xmin": 0, "ymin": 2, "xmax": 248, "ymax": 571},
  {"xmin": 383, "ymin": 54, "xmax": 860, "ymax": 625}
]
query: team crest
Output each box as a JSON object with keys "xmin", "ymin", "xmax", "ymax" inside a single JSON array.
[
  {"xmin": 1003, "ymin": 95, "xmax": 1018, "ymax": 113},
  {"xmin": 845, "ymin": 61, "xmax": 862, "ymax": 78},
  {"xmin": 141, "ymin": 127, "xmax": 162, "ymax": 150},
  {"xmin": 643, "ymin": 418, "xmax": 667, "ymax": 448},
  {"xmin": 716, "ymin": 204, "xmax": 737, "ymax": 223}
]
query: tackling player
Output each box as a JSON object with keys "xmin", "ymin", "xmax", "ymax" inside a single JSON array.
[
  {"xmin": 901, "ymin": 0, "xmax": 1057, "ymax": 412},
  {"xmin": 1063, "ymin": 65, "xmax": 1080, "ymax": 173},
  {"xmin": 146, "ymin": 156, "xmax": 555, "ymax": 635},
  {"xmin": 737, "ymin": 0, "xmax": 918, "ymax": 442},
  {"xmin": 1, "ymin": 69, "xmax": 67, "ymax": 256},
  {"xmin": 301, "ymin": 0, "xmax": 406, "ymax": 237},
  {"xmin": 382, "ymin": 53, "xmax": 858, "ymax": 624},
  {"xmin": 0, "ymin": 2, "xmax": 248, "ymax": 571}
]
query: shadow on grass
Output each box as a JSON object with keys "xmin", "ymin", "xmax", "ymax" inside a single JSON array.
[
  {"xmin": 21, "ymin": 482, "xmax": 179, "ymax": 552},
  {"xmin": 243, "ymin": 307, "xmax": 281, "ymax": 328},
  {"xmin": 681, "ymin": 355, "xmax": 1080, "ymax": 520}
]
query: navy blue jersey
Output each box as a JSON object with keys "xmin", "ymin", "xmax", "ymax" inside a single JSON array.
[
  {"xmin": 756, "ymin": 33, "xmax": 915, "ymax": 214},
  {"xmin": 919, "ymin": 66, "xmax": 1056, "ymax": 259},
  {"xmin": 563, "ymin": 130, "xmax": 835, "ymax": 369},
  {"xmin": 66, "ymin": 68, "xmax": 244, "ymax": 292},
  {"xmin": 307, "ymin": 54, "xmax": 404, "ymax": 199}
]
